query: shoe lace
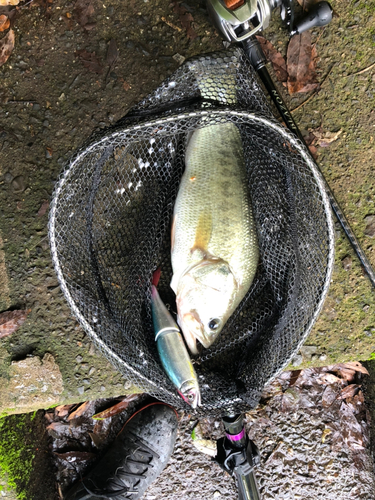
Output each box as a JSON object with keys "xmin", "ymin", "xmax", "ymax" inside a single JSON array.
[{"xmin": 82, "ymin": 431, "xmax": 160, "ymax": 499}]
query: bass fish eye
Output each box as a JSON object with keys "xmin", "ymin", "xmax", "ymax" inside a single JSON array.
[{"xmin": 208, "ymin": 318, "xmax": 220, "ymax": 331}]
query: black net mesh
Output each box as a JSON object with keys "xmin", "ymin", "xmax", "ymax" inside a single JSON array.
[{"xmin": 49, "ymin": 48, "xmax": 334, "ymax": 416}]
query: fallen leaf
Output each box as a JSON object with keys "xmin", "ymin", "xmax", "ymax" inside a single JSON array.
[
  {"xmin": 0, "ymin": 14, "xmax": 9, "ymax": 31},
  {"xmin": 318, "ymin": 372, "xmax": 342, "ymax": 385},
  {"xmin": 92, "ymin": 394, "xmax": 140, "ymax": 420},
  {"xmin": 309, "ymin": 128, "xmax": 342, "ymax": 147},
  {"xmin": 0, "ymin": 0, "xmax": 19, "ymax": 5},
  {"xmin": 67, "ymin": 400, "xmax": 96, "ymax": 421},
  {"xmin": 288, "ymin": 369, "xmax": 302, "ymax": 387},
  {"xmin": 172, "ymin": 1, "xmax": 197, "ymax": 40},
  {"xmin": 37, "ymin": 200, "xmax": 49, "ymax": 217},
  {"xmin": 88, "ymin": 431, "xmax": 105, "ymax": 449},
  {"xmin": 73, "ymin": 0, "xmax": 96, "ymax": 30},
  {"xmin": 321, "ymin": 385, "xmax": 339, "ymax": 407},
  {"xmin": 106, "ymin": 39, "xmax": 118, "ymax": 67},
  {"xmin": 321, "ymin": 427, "xmax": 331, "ymax": 443},
  {"xmin": 0, "ymin": 309, "xmax": 30, "ymax": 339},
  {"xmin": 54, "ymin": 404, "xmax": 75, "ymax": 418},
  {"xmin": 296, "ymin": 0, "xmax": 320, "ymax": 10},
  {"xmin": 287, "ymin": 31, "xmax": 319, "ymax": 94},
  {"xmin": 256, "ymin": 36, "xmax": 288, "ymax": 82},
  {"xmin": 121, "ymin": 79, "xmax": 131, "ymax": 91},
  {"xmin": 308, "ymin": 145, "xmax": 317, "ymax": 158},
  {"xmin": 364, "ymin": 215, "xmax": 375, "ymax": 238},
  {"xmin": 340, "ymin": 361, "xmax": 369, "ymax": 376},
  {"xmin": 0, "ymin": 28, "xmax": 14, "ymax": 67},
  {"xmin": 75, "ymin": 49, "xmax": 103, "ymax": 74},
  {"xmin": 338, "ymin": 384, "xmax": 361, "ymax": 400}
]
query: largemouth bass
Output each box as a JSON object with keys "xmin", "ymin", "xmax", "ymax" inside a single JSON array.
[
  {"xmin": 151, "ymin": 284, "xmax": 201, "ymax": 408},
  {"xmin": 170, "ymin": 121, "xmax": 259, "ymax": 355}
]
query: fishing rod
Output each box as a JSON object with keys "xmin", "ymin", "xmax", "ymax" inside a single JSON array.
[
  {"xmin": 204, "ymin": 1, "xmax": 375, "ymax": 498},
  {"xmin": 206, "ymin": 0, "xmax": 375, "ymax": 289},
  {"xmin": 216, "ymin": 414, "xmax": 261, "ymax": 500}
]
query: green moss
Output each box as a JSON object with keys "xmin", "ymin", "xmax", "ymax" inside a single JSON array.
[{"xmin": 0, "ymin": 414, "xmax": 35, "ymax": 499}]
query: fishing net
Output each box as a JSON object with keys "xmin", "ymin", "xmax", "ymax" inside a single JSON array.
[{"xmin": 49, "ymin": 48, "xmax": 334, "ymax": 416}]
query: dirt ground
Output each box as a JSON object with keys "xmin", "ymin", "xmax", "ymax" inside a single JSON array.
[{"xmin": 0, "ymin": 0, "xmax": 375, "ymax": 497}]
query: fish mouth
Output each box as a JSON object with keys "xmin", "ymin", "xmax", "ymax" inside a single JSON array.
[{"xmin": 179, "ymin": 313, "xmax": 212, "ymax": 356}]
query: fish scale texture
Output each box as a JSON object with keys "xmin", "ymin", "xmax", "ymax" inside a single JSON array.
[{"xmin": 49, "ymin": 47, "xmax": 334, "ymax": 416}]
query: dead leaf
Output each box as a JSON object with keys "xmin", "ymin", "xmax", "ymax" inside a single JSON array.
[
  {"xmin": 308, "ymin": 145, "xmax": 317, "ymax": 158},
  {"xmin": 321, "ymin": 385, "xmax": 339, "ymax": 407},
  {"xmin": 334, "ymin": 362, "xmax": 369, "ymax": 377},
  {"xmin": 288, "ymin": 370, "xmax": 302, "ymax": 387},
  {"xmin": 67, "ymin": 400, "xmax": 96, "ymax": 421},
  {"xmin": 309, "ymin": 128, "xmax": 342, "ymax": 147},
  {"xmin": 88, "ymin": 431, "xmax": 105, "ymax": 449},
  {"xmin": 73, "ymin": 0, "xmax": 96, "ymax": 30},
  {"xmin": 0, "ymin": 309, "xmax": 30, "ymax": 339},
  {"xmin": 121, "ymin": 79, "xmax": 131, "ymax": 91},
  {"xmin": 318, "ymin": 372, "xmax": 342, "ymax": 385},
  {"xmin": 338, "ymin": 384, "xmax": 361, "ymax": 400},
  {"xmin": 287, "ymin": 31, "xmax": 319, "ymax": 94},
  {"xmin": 296, "ymin": 0, "xmax": 320, "ymax": 10},
  {"xmin": 0, "ymin": 14, "xmax": 9, "ymax": 31},
  {"xmin": 0, "ymin": 0, "xmax": 19, "ymax": 5},
  {"xmin": 256, "ymin": 36, "xmax": 288, "ymax": 82},
  {"xmin": 321, "ymin": 427, "xmax": 331, "ymax": 443},
  {"xmin": 0, "ymin": 28, "xmax": 14, "ymax": 67},
  {"xmin": 172, "ymin": 1, "xmax": 197, "ymax": 40},
  {"xmin": 92, "ymin": 394, "xmax": 140, "ymax": 420},
  {"xmin": 106, "ymin": 39, "xmax": 118, "ymax": 67},
  {"xmin": 54, "ymin": 404, "xmax": 75, "ymax": 418},
  {"xmin": 75, "ymin": 49, "xmax": 103, "ymax": 74},
  {"xmin": 37, "ymin": 200, "xmax": 49, "ymax": 217}
]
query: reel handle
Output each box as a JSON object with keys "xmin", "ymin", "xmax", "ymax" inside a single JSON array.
[{"xmin": 290, "ymin": 1, "xmax": 333, "ymax": 36}]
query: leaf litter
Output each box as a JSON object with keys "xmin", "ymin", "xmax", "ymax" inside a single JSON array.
[
  {"xmin": 73, "ymin": 0, "xmax": 96, "ymax": 30},
  {"xmin": 171, "ymin": 1, "xmax": 197, "ymax": 40},
  {"xmin": 256, "ymin": 35, "xmax": 288, "ymax": 82},
  {"xmin": 44, "ymin": 394, "xmax": 145, "ymax": 495},
  {"xmin": 0, "ymin": 27, "xmax": 14, "ymax": 66},
  {"xmin": 0, "ymin": 13, "xmax": 10, "ymax": 31},
  {"xmin": 0, "ymin": 309, "xmax": 30, "ymax": 338},
  {"xmin": 287, "ymin": 31, "xmax": 319, "ymax": 94},
  {"xmin": 75, "ymin": 49, "xmax": 103, "ymax": 74}
]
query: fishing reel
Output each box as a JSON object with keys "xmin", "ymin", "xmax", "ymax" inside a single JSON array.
[{"xmin": 206, "ymin": 0, "xmax": 333, "ymax": 42}]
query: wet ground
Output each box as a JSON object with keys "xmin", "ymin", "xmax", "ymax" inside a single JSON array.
[
  {"xmin": 0, "ymin": 0, "xmax": 375, "ymax": 497},
  {"xmin": 5, "ymin": 363, "xmax": 373, "ymax": 499},
  {"xmin": 0, "ymin": 0, "xmax": 374, "ymax": 415}
]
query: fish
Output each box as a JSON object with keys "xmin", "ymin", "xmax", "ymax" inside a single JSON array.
[
  {"xmin": 151, "ymin": 283, "xmax": 201, "ymax": 408},
  {"xmin": 170, "ymin": 121, "xmax": 259, "ymax": 355}
]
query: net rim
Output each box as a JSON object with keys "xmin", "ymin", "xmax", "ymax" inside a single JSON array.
[{"xmin": 48, "ymin": 108, "xmax": 335, "ymax": 397}]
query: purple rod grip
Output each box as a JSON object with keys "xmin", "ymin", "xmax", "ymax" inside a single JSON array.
[{"xmin": 226, "ymin": 428, "xmax": 246, "ymax": 442}]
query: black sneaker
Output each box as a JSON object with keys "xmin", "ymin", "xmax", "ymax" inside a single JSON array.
[{"xmin": 64, "ymin": 402, "xmax": 179, "ymax": 499}]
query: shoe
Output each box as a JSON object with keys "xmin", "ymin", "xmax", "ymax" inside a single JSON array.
[{"xmin": 64, "ymin": 402, "xmax": 179, "ymax": 499}]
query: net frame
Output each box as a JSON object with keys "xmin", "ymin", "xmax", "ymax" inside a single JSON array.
[{"xmin": 49, "ymin": 48, "xmax": 334, "ymax": 416}]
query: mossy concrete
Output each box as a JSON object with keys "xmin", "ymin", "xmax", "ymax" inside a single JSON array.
[{"xmin": 0, "ymin": 0, "xmax": 374, "ymax": 418}]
